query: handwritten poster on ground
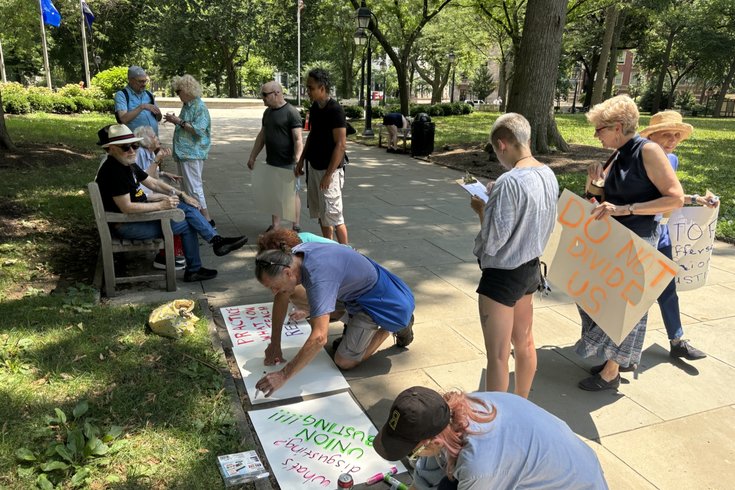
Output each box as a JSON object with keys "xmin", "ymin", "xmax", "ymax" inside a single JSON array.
[
  {"xmin": 220, "ymin": 303, "xmax": 349, "ymax": 405},
  {"xmin": 252, "ymin": 164, "xmax": 297, "ymax": 222},
  {"xmin": 249, "ymin": 391, "xmax": 407, "ymax": 489},
  {"xmin": 543, "ymin": 190, "xmax": 677, "ymax": 345},
  {"xmin": 667, "ymin": 205, "xmax": 719, "ymax": 291}
]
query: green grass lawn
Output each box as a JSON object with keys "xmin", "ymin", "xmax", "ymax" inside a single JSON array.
[
  {"xmin": 351, "ymin": 112, "xmax": 735, "ymax": 241},
  {"xmin": 1, "ymin": 113, "xmax": 243, "ymax": 489}
]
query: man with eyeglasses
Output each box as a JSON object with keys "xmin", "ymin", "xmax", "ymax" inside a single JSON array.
[
  {"xmin": 114, "ymin": 66, "xmax": 162, "ymax": 134},
  {"xmin": 95, "ymin": 124, "xmax": 248, "ymax": 282},
  {"xmin": 247, "ymin": 81, "xmax": 304, "ymax": 233}
]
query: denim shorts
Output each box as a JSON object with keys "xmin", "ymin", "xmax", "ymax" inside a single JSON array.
[{"xmin": 476, "ymin": 258, "xmax": 541, "ymax": 307}]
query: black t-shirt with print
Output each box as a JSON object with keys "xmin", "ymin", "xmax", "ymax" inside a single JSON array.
[
  {"xmin": 304, "ymin": 98, "xmax": 346, "ymax": 170},
  {"xmin": 95, "ymin": 155, "xmax": 149, "ymax": 213}
]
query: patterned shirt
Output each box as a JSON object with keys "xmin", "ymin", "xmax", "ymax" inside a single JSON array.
[{"xmin": 173, "ymin": 97, "xmax": 211, "ymax": 161}]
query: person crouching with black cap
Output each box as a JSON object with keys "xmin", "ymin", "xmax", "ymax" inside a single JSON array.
[{"xmin": 374, "ymin": 387, "xmax": 608, "ymax": 489}]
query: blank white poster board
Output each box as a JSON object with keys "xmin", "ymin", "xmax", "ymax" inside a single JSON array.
[
  {"xmin": 249, "ymin": 391, "xmax": 407, "ymax": 488},
  {"xmin": 220, "ymin": 303, "xmax": 349, "ymax": 405},
  {"xmin": 667, "ymin": 205, "xmax": 720, "ymax": 291},
  {"xmin": 252, "ymin": 164, "xmax": 297, "ymax": 222}
]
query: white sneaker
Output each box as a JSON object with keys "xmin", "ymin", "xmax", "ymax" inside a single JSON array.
[{"xmin": 153, "ymin": 255, "xmax": 186, "ymax": 271}]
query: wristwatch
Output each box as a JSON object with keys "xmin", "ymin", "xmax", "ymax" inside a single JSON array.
[{"xmin": 690, "ymin": 194, "xmax": 699, "ymax": 205}]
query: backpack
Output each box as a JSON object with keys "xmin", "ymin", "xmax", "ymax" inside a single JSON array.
[{"xmin": 115, "ymin": 87, "xmax": 156, "ymax": 123}]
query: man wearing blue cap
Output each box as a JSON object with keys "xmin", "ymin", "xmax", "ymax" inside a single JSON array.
[{"xmin": 114, "ymin": 66, "xmax": 162, "ymax": 134}]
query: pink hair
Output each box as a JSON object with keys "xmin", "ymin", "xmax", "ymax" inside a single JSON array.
[{"xmin": 431, "ymin": 391, "xmax": 496, "ymax": 478}]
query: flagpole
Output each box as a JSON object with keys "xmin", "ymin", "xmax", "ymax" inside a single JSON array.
[
  {"xmin": 80, "ymin": 0, "xmax": 90, "ymax": 87},
  {"xmin": 0, "ymin": 39, "xmax": 7, "ymax": 83},
  {"xmin": 38, "ymin": 0, "xmax": 52, "ymax": 88},
  {"xmin": 297, "ymin": 0, "xmax": 302, "ymax": 107}
]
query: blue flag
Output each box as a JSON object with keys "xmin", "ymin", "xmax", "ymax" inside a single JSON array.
[
  {"xmin": 81, "ymin": 1, "xmax": 95, "ymax": 30},
  {"xmin": 41, "ymin": 0, "xmax": 61, "ymax": 27}
]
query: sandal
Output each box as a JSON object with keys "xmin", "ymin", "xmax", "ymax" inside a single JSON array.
[{"xmin": 578, "ymin": 373, "xmax": 620, "ymax": 391}]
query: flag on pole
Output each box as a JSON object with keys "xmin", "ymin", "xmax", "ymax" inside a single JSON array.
[
  {"xmin": 81, "ymin": 0, "xmax": 94, "ymax": 30},
  {"xmin": 41, "ymin": 0, "xmax": 62, "ymax": 27}
]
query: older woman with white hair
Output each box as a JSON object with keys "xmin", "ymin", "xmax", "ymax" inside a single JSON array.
[
  {"xmin": 164, "ymin": 75, "xmax": 213, "ymax": 225},
  {"xmin": 470, "ymin": 113, "xmax": 559, "ymax": 398}
]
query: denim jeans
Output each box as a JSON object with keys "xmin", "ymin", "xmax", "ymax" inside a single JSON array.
[
  {"xmin": 114, "ymin": 202, "xmax": 216, "ymax": 272},
  {"xmin": 657, "ymin": 243, "xmax": 684, "ymax": 340}
]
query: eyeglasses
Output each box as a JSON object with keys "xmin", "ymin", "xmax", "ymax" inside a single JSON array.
[
  {"xmin": 134, "ymin": 78, "xmax": 148, "ymax": 84},
  {"xmin": 261, "ymin": 91, "xmax": 275, "ymax": 98},
  {"xmin": 594, "ymin": 125, "xmax": 613, "ymax": 135},
  {"xmin": 255, "ymin": 258, "xmax": 288, "ymax": 268},
  {"xmin": 116, "ymin": 143, "xmax": 140, "ymax": 152},
  {"xmin": 409, "ymin": 443, "xmax": 428, "ymax": 461}
]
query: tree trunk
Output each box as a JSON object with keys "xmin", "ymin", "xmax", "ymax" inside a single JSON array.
[
  {"xmin": 604, "ymin": 9, "xmax": 626, "ymax": 99},
  {"xmin": 0, "ymin": 91, "xmax": 16, "ymax": 151},
  {"xmin": 713, "ymin": 58, "xmax": 735, "ymax": 117},
  {"xmin": 590, "ymin": 5, "xmax": 619, "ymax": 106},
  {"xmin": 651, "ymin": 30, "xmax": 677, "ymax": 114},
  {"xmin": 498, "ymin": 55, "xmax": 507, "ymax": 111},
  {"xmin": 226, "ymin": 59, "xmax": 238, "ymax": 98},
  {"xmin": 507, "ymin": 0, "xmax": 569, "ymax": 153}
]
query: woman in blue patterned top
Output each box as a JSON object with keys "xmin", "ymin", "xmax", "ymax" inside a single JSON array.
[
  {"xmin": 577, "ymin": 95, "xmax": 684, "ymax": 391},
  {"xmin": 164, "ymin": 75, "xmax": 213, "ymax": 225}
]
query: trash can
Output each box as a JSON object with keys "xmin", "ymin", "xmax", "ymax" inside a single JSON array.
[{"xmin": 411, "ymin": 113, "xmax": 435, "ymax": 157}]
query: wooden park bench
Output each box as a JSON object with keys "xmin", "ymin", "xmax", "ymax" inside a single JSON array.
[
  {"xmin": 88, "ymin": 182, "xmax": 185, "ymax": 296},
  {"xmin": 377, "ymin": 121, "xmax": 412, "ymax": 151}
]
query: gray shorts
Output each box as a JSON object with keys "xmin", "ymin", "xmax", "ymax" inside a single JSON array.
[
  {"xmin": 307, "ymin": 165, "xmax": 345, "ymax": 226},
  {"xmin": 335, "ymin": 310, "xmax": 379, "ymax": 362}
]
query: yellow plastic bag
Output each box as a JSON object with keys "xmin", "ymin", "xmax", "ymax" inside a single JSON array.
[{"xmin": 148, "ymin": 299, "xmax": 200, "ymax": 339}]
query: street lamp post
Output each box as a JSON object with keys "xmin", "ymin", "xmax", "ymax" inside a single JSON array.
[
  {"xmin": 448, "ymin": 51, "xmax": 456, "ymax": 103},
  {"xmin": 379, "ymin": 58, "xmax": 387, "ymax": 106},
  {"xmin": 355, "ymin": 1, "xmax": 378, "ymax": 137}
]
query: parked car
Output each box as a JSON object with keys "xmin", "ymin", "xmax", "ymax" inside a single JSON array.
[{"xmin": 463, "ymin": 99, "xmax": 486, "ymax": 107}]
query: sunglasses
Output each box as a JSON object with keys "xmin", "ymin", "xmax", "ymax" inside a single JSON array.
[
  {"xmin": 261, "ymin": 91, "xmax": 275, "ymax": 98},
  {"xmin": 255, "ymin": 258, "xmax": 288, "ymax": 268},
  {"xmin": 116, "ymin": 143, "xmax": 140, "ymax": 152},
  {"xmin": 594, "ymin": 125, "xmax": 613, "ymax": 135}
]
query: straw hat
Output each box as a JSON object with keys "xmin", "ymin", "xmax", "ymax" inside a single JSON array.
[
  {"xmin": 640, "ymin": 110, "xmax": 693, "ymax": 141},
  {"xmin": 96, "ymin": 124, "xmax": 143, "ymax": 148}
]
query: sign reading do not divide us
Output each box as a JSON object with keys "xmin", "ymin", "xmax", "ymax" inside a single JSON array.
[
  {"xmin": 249, "ymin": 391, "xmax": 407, "ymax": 489},
  {"xmin": 543, "ymin": 190, "xmax": 677, "ymax": 345}
]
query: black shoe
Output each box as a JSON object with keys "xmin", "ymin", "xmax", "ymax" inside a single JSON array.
[
  {"xmin": 393, "ymin": 315, "xmax": 415, "ymax": 348},
  {"xmin": 578, "ymin": 373, "xmax": 621, "ymax": 391},
  {"xmin": 670, "ymin": 339, "xmax": 706, "ymax": 360},
  {"xmin": 183, "ymin": 267, "xmax": 218, "ymax": 282},
  {"xmin": 590, "ymin": 361, "xmax": 637, "ymax": 375},
  {"xmin": 211, "ymin": 235, "xmax": 248, "ymax": 256},
  {"xmin": 153, "ymin": 254, "xmax": 186, "ymax": 271},
  {"xmin": 208, "ymin": 219, "xmax": 216, "ymax": 228},
  {"xmin": 387, "ymin": 148, "xmax": 396, "ymax": 153}
]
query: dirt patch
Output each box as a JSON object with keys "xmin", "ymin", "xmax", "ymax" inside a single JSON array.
[
  {"xmin": 0, "ymin": 143, "xmax": 96, "ymax": 168},
  {"xmin": 428, "ymin": 143, "xmax": 610, "ymax": 178}
]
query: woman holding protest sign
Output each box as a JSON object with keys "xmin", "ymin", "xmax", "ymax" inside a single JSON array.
[
  {"xmin": 470, "ymin": 113, "xmax": 558, "ymax": 398},
  {"xmin": 641, "ymin": 111, "xmax": 717, "ymax": 362},
  {"xmin": 578, "ymin": 95, "xmax": 684, "ymax": 391}
]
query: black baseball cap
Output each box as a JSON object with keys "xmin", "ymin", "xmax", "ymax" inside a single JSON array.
[{"xmin": 373, "ymin": 386, "xmax": 450, "ymax": 461}]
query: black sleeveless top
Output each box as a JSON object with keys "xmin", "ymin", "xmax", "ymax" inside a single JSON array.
[{"xmin": 604, "ymin": 134, "xmax": 661, "ymax": 238}]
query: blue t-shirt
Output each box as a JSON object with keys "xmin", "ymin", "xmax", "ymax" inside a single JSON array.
[
  {"xmin": 292, "ymin": 242, "xmax": 377, "ymax": 318},
  {"xmin": 657, "ymin": 153, "xmax": 679, "ymax": 248},
  {"xmin": 412, "ymin": 392, "xmax": 608, "ymax": 490},
  {"xmin": 114, "ymin": 86, "xmax": 159, "ymax": 134}
]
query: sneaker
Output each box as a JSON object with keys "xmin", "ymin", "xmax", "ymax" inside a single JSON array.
[
  {"xmin": 393, "ymin": 315, "xmax": 415, "ymax": 348},
  {"xmin": 183, "ymin": 267, "xmax": 218, "ymax": 282},
  {"xmin": 208, "ymin": 219, "xmax": 216, "ymax": 228},
  {"xmin": 578, "ymin": 373, "xmax": 621, "ymax": 391},
  {"xmin": 211, "ymin": 235, "xmax": 249, "ymax": 256},
  {"xmin": 153, "ymin": 254, "xmax": 186, "ymax": 271},
  {"xmin": 670, "ymin": 339, "xmax": 706, "ymax": 360},
  {"xmin": 590, "ymin": 361, "xmax": 637, "ymax": 375}
]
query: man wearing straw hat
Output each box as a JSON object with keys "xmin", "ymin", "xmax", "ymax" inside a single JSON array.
[
  {"xmin": 640, "ymin": 110, "xmax": 718, "ymax": 361},
  {"xmin": 95, "ymin": 124, "xmax": 249, "ymax": 282}
]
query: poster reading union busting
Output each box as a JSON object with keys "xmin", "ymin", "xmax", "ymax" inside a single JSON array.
[
  {"xmin": 666, "ymin": 204, "xmax": 720, "ymax": 292},
  {"xmin": 249, "ymin": 392, "xmax": 407, "ymax": 489},
  {"xmin": 544, "ymin": 190, "xmax": 678, "ymax": 345},
  {"xmin": 220, "ymin": 303, "xmax": 349, "ymax": 405}
]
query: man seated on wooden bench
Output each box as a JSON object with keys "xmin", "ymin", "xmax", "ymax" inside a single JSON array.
[
  {"xmin": 383, "ymin": 112, "xmax": 409, "ymax": 153},
  {"xmin": 95, "ymin": 124, "xmax": 248, "ymax": 282}
]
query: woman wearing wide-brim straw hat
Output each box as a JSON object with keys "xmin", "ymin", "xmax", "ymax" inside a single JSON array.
[
  {"xmin": 639, "ymin": 110, "xmax": 717, "ymax": 363},
  {"xmin": 576, "ymin": 95, "xmax": 685, "ymax": 392}
]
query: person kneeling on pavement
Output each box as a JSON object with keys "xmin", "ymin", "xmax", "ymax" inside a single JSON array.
[
  {"xmin": 95, "ymin": 124, "xmax": 248, "ymax": 282},
  {"xmin": 254, "ymin": 243, "xmax": 415, "ymax": 397}
]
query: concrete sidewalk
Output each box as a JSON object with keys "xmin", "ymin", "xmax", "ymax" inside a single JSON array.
[{"xmin": 112, "ymin": 107, "xmax": 735, "ymax": 489}]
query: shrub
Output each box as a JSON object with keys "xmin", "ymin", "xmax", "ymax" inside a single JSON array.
[
  {"xmin": 428, "ymin": 104, "xmax": 444, "ymax": 117},
  {"xmin": 2, "ymin": 91, "xmax": 31, "ymax": 114},
  {"xmin": 342, "ymin": 104, "xmax": 364, "ymax": 119},
  {"xmin": 461, "ymin": 102, "xmax": 473, "ymax": 114},
  {"xmin": 51, "ymin": 96, "xmax": 77, "ymax": 114},
  {"xmin": 690, "ymin": 104, "xmax": 706, "ymax": 117},
  {"xmin": 27, "ymin": 92, "xmax": 55, "ymax": 112},
  {"xmin": 93, "ymin": 98, "xmax": 115, "ymax": 113},
  {"xmin": 370, "ymin": 105, "xmax": 385, "ymax": 118},
  {"xmin": 72, "ymin": 96, "xmax": 96, "ymax": 112},
  {"xmin": 83, "ymin": 86, "xmax": 107, "ymax": 100},
  {"xmin": 57, "ymin": 83, "xmax": 85, "ymax": 98},
  {"xmin": 91, "ymin": 66, "xmax": 128, "ymax": 98}
]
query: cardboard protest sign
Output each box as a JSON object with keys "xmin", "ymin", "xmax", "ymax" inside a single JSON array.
[
  {"xmin": 220, "ymin": 303, "xmax": 349, "ymax": 405},
  {"xmin": 249, "ymin": 391, "xmax": 407, "ymax": 488},
  {"xmin": 544, "ymin": 190, "xmax": 677, "ymax": 345},
  {"xmin": 252, "ymin": 164, "xmax": 297, "ymax": 222},
  {"xmin": 667, "ymin": 205, "xmax": 720, "ymax": 291}
]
